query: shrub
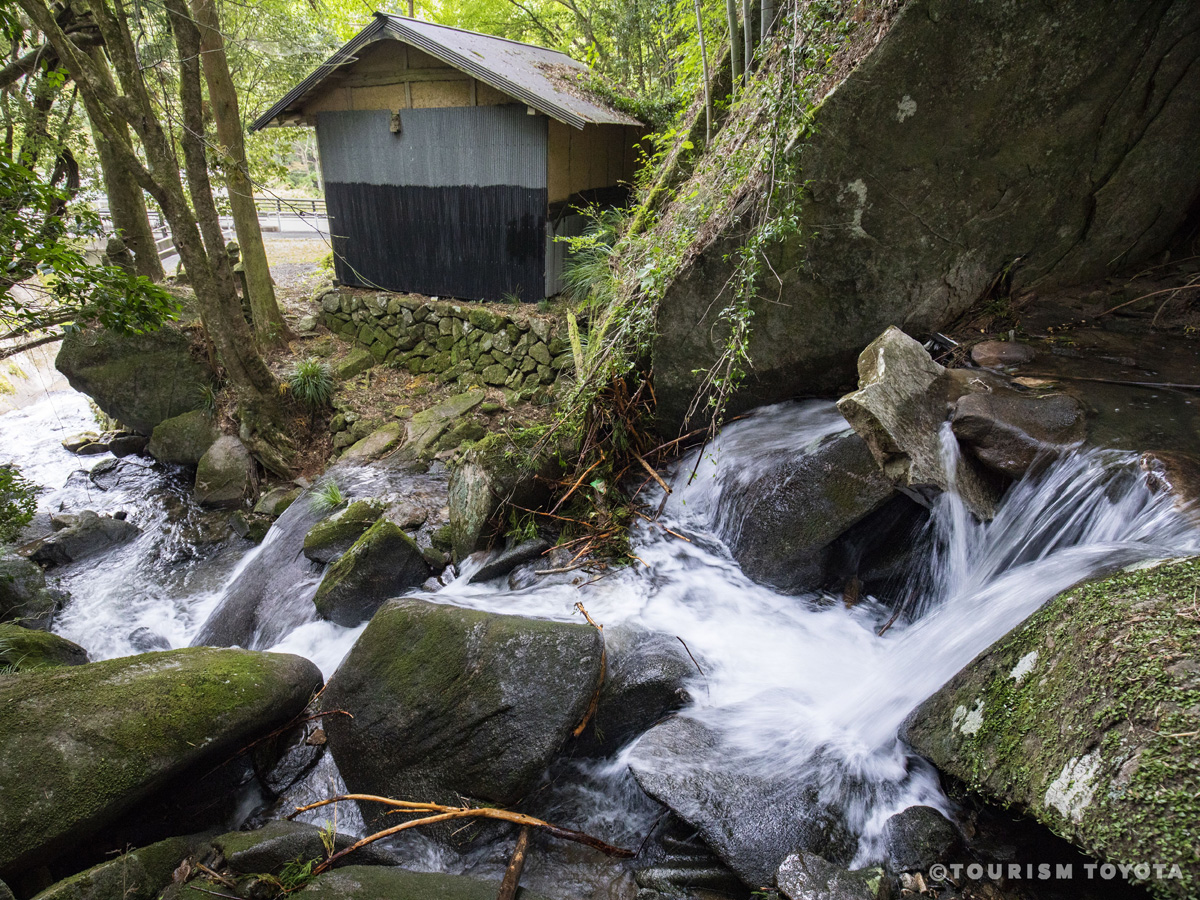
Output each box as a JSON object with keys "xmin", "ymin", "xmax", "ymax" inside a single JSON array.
[
  {"xmin": 0, "ymin": 464, "xmax": 38, "ymax": 544},
  {"xmin": 288, "ymin": 357, "xmax": 334, "ymax": 409}
]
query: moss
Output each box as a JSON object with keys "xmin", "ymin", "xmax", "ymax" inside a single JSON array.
[
  {"xmin": 302, "ymin": 500, "xmax": 384, "ymax": 562},
  {"xmin": 33, "ymin": 835, "xmax": 200, "ymax": 900},
  {"xmin": 907, "ymin": 558, "xmax": 1200, "ymax": 898},
  {"xmin": 0, "ymin": 623, "xmax": 87, "ymax": 671},
  {"xmin": 0, "ymin": 648, "xmax": 321, "ymax": 876}
]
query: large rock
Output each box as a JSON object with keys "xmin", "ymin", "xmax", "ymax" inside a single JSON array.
[
  {"xmin": 0, "ymin": 622, "xmax": 88, "ymax": 670},
  {"xmin": 901, "ymin": 557, "xmax": 1200, "ymax": 899},
  {"xmin": 0, "ymin": 648, "xmax": 322, "ymax": 878},
  {"xmin": 722, "ymin": 431, "xmax": 895, "ymax": 593},
  {"xmin": 571, "ymin": 625, "xmax": 696, "ymax": 757},
  {"xmin": 324, "ymin": 599, "xmax": 603, "ymax": 810},
  {"xmin": 303, "ymin": 500, "xmax": 385, "ymax": 564},
  {"xmin": 776, "ymin": 852, "xmax": 889, "ymax": 900},
  {"xmin": 0, "ymin": 549, "xmax": 61, "ymax": 627},
  {"xmin": 277, "ymin": 866, "xmax": 550, "ymax": 900},
  {"xmin": 340, "ymin": 422, "xmax": 403, "ymax": 464},
  {"xmin": 401, "ymin": 389, "xmax": 486, "ymax": 461},
  {"xmin": 879, "ymin": 805, "xmax": 961, "ymax": 874},
  {"xmin": 31, "ymin": 834, "xmax": 206, "ymax": 900},
  {"xmin": 653, "ymin": 0, "xmax": 1200, "ymax": 430},
  {"xmin": 313, "ymin": 519, "xmax": 430, "ymax": 626},
  {"xmin": 448, "ymin": 431, "xmax": 564, "ymax": 562},
  {"xmin": 951, "ymin": 391, "xmax": 1087, "ymax": 479},
  {"xmin": 23, "ymin": 510, "xmax": 139, "ymax": 568},
  {"xmin": 194, "ymin": 436, "xmax": 257, "ymax": 508},
  {"xmin": 56, "ymin": 325, "xmax": 214, "ymax": 435},
  {"xmin": 837, "ymin": 328, "xmax": 1001, "ymax": 519},
  {"xmin": 628, "ymin": 717, "xmax": 855, "ymax": 887},
  {"xmin": 147, "ymin": 410, "xmax": 220, "ymax": 467}
]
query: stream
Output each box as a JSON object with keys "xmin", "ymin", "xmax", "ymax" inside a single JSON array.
[{"xmin": 4, "ymin": 386, "xmax": 1197, "ymax": 898}]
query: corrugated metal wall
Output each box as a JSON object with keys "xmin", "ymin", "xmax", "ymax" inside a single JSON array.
[{"xmin": 318, "ymin": 107, "xmax": 548, "ymax": 301}]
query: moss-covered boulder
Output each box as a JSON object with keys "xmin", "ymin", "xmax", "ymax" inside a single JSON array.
[
  {"xmin": 0, "ymin": 622, "xmax": 87, "ymax": 670},
  {"xmin": 902, "ymin": 558, "xmax": 1200, "ymax": 899},
  {"xmin": 56, "ymin": 325, "xmax": 214, "ymax": 436},
  {"xmin": 324, "ymin": 599, "xmax": 603, "ymax": 813},
  {"xmin": 303, "ymin": 500, "xmax": 385, "ymax": 564},
  {"xmin": 339, "ymin": 421, "xmax": 403, "ymax": 464},
  {"xmin": 254, "ymin": 485, "xmax": 301, "ymax": 518},
  {"xmin": 0, "ymin": 648, "xmax": 322, "ymax": 879},
  {"xmin": 147, "ymin": 410, "xmax": 220, "ymax": 468},
  {"xmin": 313, "ymin": 519, "xmax": 430, "ymax": 626},
  {"xmin": 31, "ymin": 834, "xmax": 206, "ymax": 900},
  {"xmin": 447, "ymin": 430, "xmax": 564, "ymax": 562},
  {"xmin": 401, "ymin": 389, "xmax": 486, "ymax": 461},
  {"xmin": 652, "ymin": 0, "xmax": 1200, "ymax": 430},
  {"xmin": 194, "ymin": 436, "xmax": 257, "ymax": 509},
  {"xmin": 0, "ymin": 549, "xmax": 60, "ymax": 627}
]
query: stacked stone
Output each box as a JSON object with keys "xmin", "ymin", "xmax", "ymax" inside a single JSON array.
[{"xmin": 319, "ymin": 290, "xmax": 573, "ymax": 393}]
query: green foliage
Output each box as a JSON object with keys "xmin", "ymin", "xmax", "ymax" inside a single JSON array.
[
  {"xmin": 0, "ymin": 158, "xmax": 179, "ymax": 338},
  {"xmin": 252, "ymin": 856, "xmax": 318, "ymax": 896},
  {"xmin": 197, "ymin": 383, "xmax": 219, "ymax": 415},
  {"xmin": 506, "ymin": 508, "xmax": 540, "ymax": 543},
  {"xmin": 288, "ymin": 357, "xmax": 334, "ymax": 409},
  {"xmin": 0, "ymin": 464, "xmax": 38, "ymax": 545},
  {"xmin": 310, "ymin": 478, "xmax": 345, "ymax": 513}
]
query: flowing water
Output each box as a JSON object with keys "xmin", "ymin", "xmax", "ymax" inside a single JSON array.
[{"xmin": 4, "ymin": 388, "xmax": 1197, "ymax": 895}]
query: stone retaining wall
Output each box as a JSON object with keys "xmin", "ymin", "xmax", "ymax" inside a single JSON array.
[{"xmin": 319, "ymin": 289, "xmax": 573, "ymax": 394}]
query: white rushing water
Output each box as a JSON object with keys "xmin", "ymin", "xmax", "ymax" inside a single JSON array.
[{"xmin": 5, "ymin": 389, "xmax": 1197, "ymax": 882}]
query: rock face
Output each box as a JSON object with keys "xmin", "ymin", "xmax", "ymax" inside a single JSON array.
[
  {"xmin": 902, "ymin": 558, "xmax": 1200, "ymax": 900},
  {"xmin": 837, "ymin": 328, "xmax": 1001, "ymax": 519},
  {"xmin": 0, "ymin": 648, "xmax": 322, "ymax": 878},
  {"xmin": 194, "ymin": 436, "xmax": 256, "ymax": 508},
  {"xmin": 722, "ymin": 431, "xmax": 895, "ymax": 593},
  {"xmin": 324, "ymin": 599, "xmax": 603, "ymax": 809},
  {"xmin": 0, "ymin": 622, "xmax": 88, "ymax": 670},
  {"xmin": 56, "ymin": 325, "xmax": 214, "ymax": 435},
  {"xmin": 628, "ymin": 717, "xmax": 854, "ymax": 887},
  {"xmin": 313, "ymin": 519, "xmax": 430, "ymax": 626},
  {"xmin": 147, "ymin": 410, "xmax": 220, "ymax": 467},
  {"xmin": 303, "ymin": 500, "xmax": 385, "ymax": 563},
  {"xmin": 951, "ymin": 391, "xmax": 1086, "ymax": 479},
  {"xmin": 23, "ymin": 510, "xmax": 139, "ymax": 568},
  {"xmin": 0, "ymin": 550, "xmax": 60, "ymax": 627},
  {"xmin": 653, "ymin": 0, "xmax": 1200, "ymax": 429}
]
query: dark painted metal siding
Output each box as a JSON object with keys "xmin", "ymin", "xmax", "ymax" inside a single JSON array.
[{"xmin": 317, "ymin": 107, "xmax": 549, "ymax": 301}]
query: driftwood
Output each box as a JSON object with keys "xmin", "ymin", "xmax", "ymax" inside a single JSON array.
[
  {"xmin": 289, "ymin": 795, "xmax": 636, "ymax": 875},
  {"xmin": 496, "ymin": 826, "xmax": 532, "ymax": 900},
  {"xmin": 572, "ymin": 602, "xmax": 606, "ymax": 738}
]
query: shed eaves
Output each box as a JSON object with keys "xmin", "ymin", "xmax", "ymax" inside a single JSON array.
[{"xmin": 250, "ymin": 14, "xmax": 641, "ymax": 132}]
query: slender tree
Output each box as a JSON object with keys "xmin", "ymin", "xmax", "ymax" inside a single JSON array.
[{"xmin": 726, "ymin": 0, "xmax": 741, "ymax": 92}]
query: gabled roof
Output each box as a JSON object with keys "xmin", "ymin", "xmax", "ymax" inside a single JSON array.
[{"xmin": 250, "ymin": 13, "xmax": 642, "ymax": 132}]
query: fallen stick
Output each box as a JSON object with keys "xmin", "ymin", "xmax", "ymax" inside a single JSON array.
[
  {"xmin": 289, "ymin": 795, "xmax": 636, "ymax": 874},
  {"xmin": 573, "ymin": 602, "xmax": 606, "ymax": 738},
  {"xmin": 632, "ymin": 450, "xmax": 672, "ymax": 495},
  {"xmin": 497, "ymin": 826, "xmax": 532, "ymax": 900}
]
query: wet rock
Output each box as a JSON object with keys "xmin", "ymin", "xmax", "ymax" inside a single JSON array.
[
  {"xmin": 230, "ymin": 511, "xmax": 272, "ymax": 543},
  {"xmin": 448, "ymin": 431, "xmax": 565, "ymax": 561},
  {"xmin": 56, "ymin": 324, "xmax": 215, "ymax": 435},
  {"xmin": 313, "ymin": 519, "xmax": 430, "ymax": 626},
  {"xmin": 0, "ymin": 880, "xmax": 10, "ymax": 900},
  {"xmin": 87, "ymin": 458, "xmax": 158, "ymax": 492},
  {"xmin": 726, "ymin": 431, "xmax": 896, "ymax": 593},
  {"xmin": 339, "ymin": 421, "xmax": 403, "ymax": 463},
  {"xmin": 0, "ymin": 623, "xmax": 88, "ymax": 670},
  {"xmin": 194, "ymin": 436, "xmax": 256, "ymax": 509},
  {"xmin": 31, "ymin": 834, "xmax": 207, "ymax": 900},
  {"xmin": 571, "ymin": 626, "xmax": 695, "ymax": 757},
  {"xmin": 324, "ymin": 599, "xmax": 603, "ymax": 812},
  {"xmin": 0, "ymin": 648, "xmax": 322, "ymax": 878},
  {"xmin": 108, "ymin": 434, "xmax": 149, "ymax": 458},
  {"xmin": 128, "ymin": 627, "xmax": 171, "ymax": 652},
  {"xmin": 24, "ymin": 510, "xmax": 139, "ymax": 568},
  {"xmin": 148, "ymin": 410, "xmax": 220, "ymax": 467},
  {"xmin": 880, "ymin": 805, "xmax": 961, "ymax": 873},
  {"xmin": 61, "ymin": 432, "xmax": 99, "ymax": 453},
  {"xmin": 303, "ymin": 500, "xmax": 385, "ymax": 564},
  {"xmin": 628, "ymin": 717, "xmax": 856, "ymax": 886},
  {"xmin": 776, "ymin": 851, "xmax": 890, "ymax": 900},
  {"xmin": 468, "ymin": 537, "xmax": 551, "ymax": 584},
  {"xmin": 951, "ymin": 391, "xmax": 1086, "ymax": 479},
  {"xmin": 254, "ymin": 485, "xmax": 301, "ymax": 517},
  {"xmin": 902, "ymin": 557, "xmax": 1200, "ymax": 900},
  {"xmin": 837, "ymin": 327, "xmax": 1001, "ymax": 519},
  {"xmin": 1140, "ymin": 451, "xmax": 1200, "ymax": 521},
  {"xmin": 333, "ymin": 347, "xmax": 375, "ymax": 380},
  {"xmin": 269, "ymin": 866, "xmax": 550, "ymax": 900},
  {"xmin": 212, "ymin": 820, "xmax": 396, "ymax": 873},
  {"xmin": 0, "ymin": 550, "xmax": 60, "ymax": 627},
  {"xmin": 401, "ymin": 389, "xmax": 486, "ymax": 461},
  {"xmin": 970, "ymin": 340, "xmax": 1036, "ymax": 368}
]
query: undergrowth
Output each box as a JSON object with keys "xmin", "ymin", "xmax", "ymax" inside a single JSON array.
[{"xmin": 0, "ymin": 463, "xmax": 38, "ymax": 544}]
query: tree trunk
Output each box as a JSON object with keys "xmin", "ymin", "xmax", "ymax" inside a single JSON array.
[
  {"xmin": 742, "ymin": 0, "xmax": 753, "ymax": 72},
  {"xmin": 693, "ymin": 0, "xmax": 711, "ymax": 144},
  {"xmin": 189, "ymin": 0, "xmax": 289, "ymax": 345},
  {"xmin": 725, "ymin": 0, "xmax": 741, "ymax": 92},
  {"xmin": 86, "ymin": 47, "xmax": 163, "ymax": 281},
  {"xmin": 761, "ymin": 0, "xmax": 777, "ymax": 39}
]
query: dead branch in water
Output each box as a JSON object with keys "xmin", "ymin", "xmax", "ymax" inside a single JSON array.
[
  {"xmin": 572, "ymin": 602, "xmax": 606, "ymax": 738},
  {"xmin": 288, "ymin": 794, "xmax": 636, "ymax": 874},
  {"xmin": 497, "ymin": 825, "xmax": 532, "ymax": 900}
]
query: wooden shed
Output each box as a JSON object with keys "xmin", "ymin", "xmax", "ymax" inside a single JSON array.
[{"xmin": 252, "ymin": 14, "xmax": 643, "ymax": 302}]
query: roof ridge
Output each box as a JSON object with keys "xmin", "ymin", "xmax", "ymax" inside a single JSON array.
[{"xmin": 374, "ymin": 12, "xmax": 578, "ymax": 59}]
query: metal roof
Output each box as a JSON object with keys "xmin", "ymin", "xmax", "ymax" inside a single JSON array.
[{"xmin": 250, "ymin": 14, "xmax": 642, "ymax": 132}]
